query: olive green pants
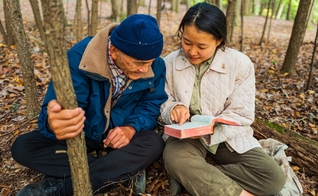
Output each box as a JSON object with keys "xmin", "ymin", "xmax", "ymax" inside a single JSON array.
[{"xmin": 163, "ymin": 137, "xmax": 286, "ymax": 196}]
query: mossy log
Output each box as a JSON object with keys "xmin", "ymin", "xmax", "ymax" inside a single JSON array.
[{"xmin": 252, "ymin": 120, "xmax": 318, "ymax": 177}]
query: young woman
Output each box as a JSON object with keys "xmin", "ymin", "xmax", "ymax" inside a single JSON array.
[{"xmin": 160, "ymin": 3, "xmax": 286, "ymax": 196}]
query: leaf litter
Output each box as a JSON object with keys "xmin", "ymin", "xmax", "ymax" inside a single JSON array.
[{"xmin": 0, "ymin": 0, "xmax": 317, "ymax": 195}]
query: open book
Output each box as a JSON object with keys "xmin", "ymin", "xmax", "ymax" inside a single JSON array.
[{"xmin": 164, "ymin": 115, "xmax": 240, "ymax": 139}]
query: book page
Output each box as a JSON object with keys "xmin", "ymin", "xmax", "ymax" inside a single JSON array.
[
  {"xmin": 166, "ymin": 121, "xmax": 208, "ymax": 130},
  {"xmin": 191, "ymin": 115, "xmax": 215, "ymax": 125}
]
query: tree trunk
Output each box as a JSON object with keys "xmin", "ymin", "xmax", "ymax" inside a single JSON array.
[
  {"xmin": 305, "ymin": 23, "xmax": 318, "ymax": 90},
  {"xmin": 226, "ymin": 0, "xmax": 236, "ymax": 45},
  {"xmin": 76, "ymin": 0, "xmax": 83, "ymax": 42},
  {"xmin": 90, "ymin": 0, "xmax": 98, "ymax": 36},
  {"xmin": 127, "ymin": 0, "xmax": 138, "ymax": 16},
  {"xmin": 156, "ymin": 0, "xmax": 163, "ymax": 27},
  {"xmin": 29, "ymin": 0, "xmax": 45, "ymax": 42},
  {"xmin": 253, "ymin": 0, "xmax": 259, "ymax": 15},
  {"xmin": 286, "ymin": 0, "xmax": 291, "ymax": 20},
  {"xmin": 217, "ymin": 0, "xmax": 223, "ymax": 10},
  {"xmin": 85, "ymin": 0, "xmax": 91, "ymax": 35},
  {"xmin": 244, "ymin": 0, "xmax": 251, "ymax": 15},
  {"xmin": 184, "ymin": 0, "xmax": 191, "ymax": 10},
  {"xmin": 235, "ymin": 0, "xmax": 241, "ymax": 26},
  {"xmin": 40, "ymin": 0, "xmax": 92, "ymax": 195},
  {"xmin": 171, "ymin": 0, "xmax": 180, "ymax": 13},
  {"xmin": 266, "ymin": 2, "xmax": 274, "ymax": 42},
  {"xmin": 0, "ymin": 19, "xmax": 7, "ymax": 44},
  {"xmin": 276, "ymin": 1, "xmax": 286, "ymax": 19},
  {"xmin": 252, "ymin": 120, "xmax": 318, "ymax": 177},
  {"xmin": 139, "ymin": 0, "xmax": 146, "ymax": 6},
  {"xmin": 240, "ymin": 0, "xmax": 244, "ymax": 52},
  {"xmin": 3, "ymin": 0, "xmax": 15, "ymax": 46},
  {"xmin": 205, "ymin": 0, "xmax": 214, "ymax": 5},
  {"xmin": 111, "ymin": 0, "xmax": 122, "ymax": 22},
  {"xmin": 258, "ymin": 0, "xmax": 271, "ymax": 45},
  {"xmin": 280, "ymin": 0, "xmax": 314, "ymax": 75},
  {"xmin": 5, "ymin": 0, "xmax": 40, "ymax": 120}
]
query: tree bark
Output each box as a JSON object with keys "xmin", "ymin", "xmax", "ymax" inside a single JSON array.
[
  {"xmin": 111, "ymin": 0, "xmax": 122, "ymax": 22},
  {"xmin": 259, "ymin": 0, "xmax": 271, "ymax": 45},
  {"xmin": 252, "ymin": 120, "xmax": 318, "ymax": 177},
  {"xmin": 5, "ymin": 0, "xmax": 40, "ymax": 120},
  {"xmin": 244, "ymin": 0, "xmax": 251, "ymax": 15},
  {"xmin": 226, "ymin": 0, "xmax": 236, "ymax": 45},
  {"xmin": 156, "ymin": 0, "xmax": 163, "ymax": 27},
  {"xmin": 305, "ymin": 23, "xmax": 318, "ymax": 90},
  {"xmin": 3, "ymin": 0, "xmax": 15, "ymax": 46},
  {"xmin": 127, "ymin": 0, "xmax": 138, "ymax": 16},
  {"xmin": 90, "ymin": 0, "xmax": 98, "ymax": 36},
  {"xmin": 76, "ymin": 0, "xmax": 83, "ymax": 42},
  {"xmin": 240, "ymin": 0, "xmax": 244, "ymax": 52},
  {"xmin": 85, "ymin": 0, "xmax": 91, "ymax": 35},
  {"xmin": 40, "ymin": 0, "xmax": 92, "ymax": 195},
  {"xmin": 171, "ymin": 0, "xmax": 180, "ymax": 13},
  {"xmin": 0, "ymin": 19, "xmax": 7, "ymax": 44},
  {"xmin": 280, "ymin": 0, "xmax": 314, "ymax": 75},
  {"xmin": 29, "ymin": 0, "xmax": 45, "ymax": 42}
]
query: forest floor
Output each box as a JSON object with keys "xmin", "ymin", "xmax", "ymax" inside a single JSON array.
[{"xmin": 0, "ymin": 0, "xmax": 318, "ymax": 196}]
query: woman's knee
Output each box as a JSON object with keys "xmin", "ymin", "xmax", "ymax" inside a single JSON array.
[{"xmin": 266, "ymin": 165, "xmax": 286, "ymax": 194}]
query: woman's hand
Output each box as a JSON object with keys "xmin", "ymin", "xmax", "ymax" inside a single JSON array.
[{"xmin": 170, "ymin": 105, "xmax": 190, "ymax": 125}]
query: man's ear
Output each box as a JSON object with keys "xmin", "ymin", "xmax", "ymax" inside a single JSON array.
[{"xmin": 110, "ymin": 44, "xmax": 119, "ymax": 60}]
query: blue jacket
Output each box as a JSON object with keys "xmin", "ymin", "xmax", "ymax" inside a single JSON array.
[{"xmin": 38, "ymin": 23, "xmax": 168, "ymax": 142}]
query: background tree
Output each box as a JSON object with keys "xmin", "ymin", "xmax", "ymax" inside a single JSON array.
[
  {"xmin": 76, "ymin": 0, "xmax": 83, "ymax": 42},
  {"xmin": 171, "ymin": 0, "xmax": 181, "ymax": 13},
  {"xmin": 111, "ymin": 0, "xmax": 122, "ymax": 22},
  {"xmin": 85, "ymin": 0, "xmax": 91, "ymax": 35},
  {"xmin": 306, "ymin": 23, "xmax": 318, "ymax": 90},
  {"xmin": 226, "ymin": 0, "xmax": 236, "ymax": 45},
  {"xmin": 156, "ymin": 0, "xmax": 163, "ymax": 27},
  {"xmin": 0, "ymin": 19, "xmax": 7, "ymax": 43},
  {"xmin": 3, "ymin": 0, "xmax": 15, "ymax": 46},
  {"xmin": 286, "ymin": 0, "xmax": 292, "ymax": 20},
  {"xmin": 90, "ymin": 0, "xmax": 98, "ymax": 36},
  {"xmin": 5, "ymin": 0, "xmax": 40, "ymax": 120},
  {"xmin": 244, "ymin": 0, "xmax": 251, "ymax": 15},
  {"xmin": 253, "ymin": 0, "xmax": 260, "ymax": 15},
  {"xmin": 240, "ymin": 0, "xmax": 244, "ymax": 51},
  {"xmin": 266, "ymin": 1, "xmax": 275, "ymax": 42},
  {"xmin": 40, "ymin": 0, "xmax": 92, "ymax": 195},
  {"xmin": 29, "ymin": 0, "xmax": 45, "ymax": 42},
  {"xmin": 280, "ymin": 0, "xmax": 315, "ymax": 75},
  {"xmin": 259, "ymin": 0, "xmax": 272, "ymax": 45},
  {"xmin": 127, "ymin": 0, "xmax": 138, "ymax": 16},
  {"xmin": 275, "ymin": 0, "xmax": 285, "ymax": 19},
  {"xmin": 234, "ymin": 0, "xmax": 241, "ymax": 28}
]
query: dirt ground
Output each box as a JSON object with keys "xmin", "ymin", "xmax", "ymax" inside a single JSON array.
[{"xmin": 0, "ymin": 0, "xmax": 318, "ymax": 196}]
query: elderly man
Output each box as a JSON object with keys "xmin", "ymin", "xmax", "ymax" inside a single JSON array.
[{"xmin": 12, "ymin": 14, "xmax": 167, "ymax": 196}]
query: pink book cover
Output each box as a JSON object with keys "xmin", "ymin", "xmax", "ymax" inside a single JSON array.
[
  {"xmin": 164, "ymin": 115, "xmax": 240, "ymax": 139},
  {"xmin": 164, "ymin": 122, "xmax": 213, "ymax": 139}
]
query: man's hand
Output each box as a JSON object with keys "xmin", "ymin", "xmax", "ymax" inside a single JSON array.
[
  {"xmin": 170, "ymin": 105, "xmax": 190, "ymax": 125},
  {"xmin": 47, "ymin": 100, "xmax": 85, "ymax": 140},
  {"xmin": 103, "ymin": 126, "xmax": 136, "ymax": 149}
]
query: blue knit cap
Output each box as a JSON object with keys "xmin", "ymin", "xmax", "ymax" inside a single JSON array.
[{"xmin": 110, "ymin": 14, "xmax": 163, "ymax": 60}]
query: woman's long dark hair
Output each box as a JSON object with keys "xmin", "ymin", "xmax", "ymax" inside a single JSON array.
[{"xmin": 177, "ymin": 2, "xmax": 227, "ymax": 50}]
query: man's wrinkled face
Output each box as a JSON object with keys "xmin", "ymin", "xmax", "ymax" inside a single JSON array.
[{"xmin": 110, "ymin": 45, "xmax": 155, "ymax": 80}]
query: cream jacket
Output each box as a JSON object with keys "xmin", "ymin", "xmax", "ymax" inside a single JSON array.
[{"xmin": 160, "ymin": 48, "xmax": 261, "ymax": 154}]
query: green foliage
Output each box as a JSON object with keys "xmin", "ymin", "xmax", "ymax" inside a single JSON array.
[{"xmin": 199, "ymin": 0, "xmax": 318, "ymax": 23}]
